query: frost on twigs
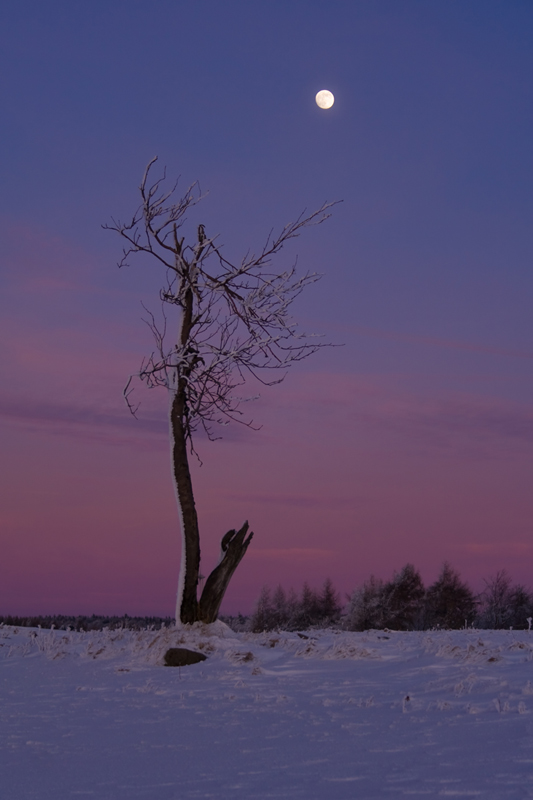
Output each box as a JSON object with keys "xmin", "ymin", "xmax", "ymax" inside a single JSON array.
[
  {"xmin": 104, "ymin": 158, "xmax": 339, "ymax": 625},
  {"xmin": 104, "ymin": 157, "xmax": 338, "ymax": 443}
]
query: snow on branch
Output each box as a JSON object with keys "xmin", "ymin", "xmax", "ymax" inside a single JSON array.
[{"xmin": 104, "ymin": 158, "xmax": 340, "ymax": 443}]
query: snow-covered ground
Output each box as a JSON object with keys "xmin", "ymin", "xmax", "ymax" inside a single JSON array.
[{"xmin": 2, "ymin": 624, "xmax": 533, "ymax": 799}]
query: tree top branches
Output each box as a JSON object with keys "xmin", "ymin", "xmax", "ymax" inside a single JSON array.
[{"xmin": 104, "ymin": 157, "xmax": 339, "ymax": 446}]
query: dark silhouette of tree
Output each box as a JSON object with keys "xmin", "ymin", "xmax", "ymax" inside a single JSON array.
[
  {"xmin": 507, "ymin": 585, "xmax": 533, "ymax": 629},
  {"xmin": 319, "ymin": 578, "xmax": 342, "ymax": 625},
  {"xmin": 345, "ymin": 575, "xmax": 386, "ymax": 631},
  {"xmin": 477, "ymin": 570, "xmax": 533, "ymax": 629},
  {"xmin": 250, "ymin": 586, "xmax": 274, "ymax": 633},
  {"xmin": 106, "ymin": 158, "xmax": 336, "ymax": 624},
  {"xmin": 380, "ymin": 563, "xmax": 425, "ymax": 630},
  {"xmin": 424, "ymin": 562, "xmax": 476, "ymax": 629},
  {"xmin": 292, "ymin": 582, "xmax": 321, "ymax": 629},
  {"xmin": 271, "ymin": 585, "xmax": 290, "ymax": 630}
]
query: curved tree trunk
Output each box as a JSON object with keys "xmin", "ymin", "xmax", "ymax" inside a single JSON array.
[
  {"xmin": 170, "ymin": 390, "xmax": 200, "ymax": 625},
  {"xmin": 171, "ymin": 275, "xmax": 201, "ymax": 625},
  {"xmin": 199, "ymin": 522, "xmax": 254, "ymax": 623},
  {"xmin": 170, "ymin": 368, "xmax": 253, "ymax": 625}
]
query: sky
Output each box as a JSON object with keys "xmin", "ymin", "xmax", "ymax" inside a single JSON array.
[{"xmin": 0, "ymin": 0, "xmax": 531, "ymax": 617}]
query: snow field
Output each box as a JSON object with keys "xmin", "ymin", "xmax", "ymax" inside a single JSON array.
[{"xmin": 2, "ymin": 624, "xmax": 533, "ymax": 799}]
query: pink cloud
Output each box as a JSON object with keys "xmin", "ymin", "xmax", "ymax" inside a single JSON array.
[
  {"xmin": 0, "ymin": 395, "xmax": 166, "ymax": 446},
  {"xmin": 247, "ymin": 548, "xmax": 337, "ymax": 560},
  {"xmin": 462, "ymin": 542, "xmax": 533, "ymax": 556},
  {"xmin": 338, "ymin": 323, "xmax": 533, "ymax": 361}
]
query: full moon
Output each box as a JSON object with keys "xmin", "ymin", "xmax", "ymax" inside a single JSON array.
[{"xmin": 315, "ymin": 89, "xmax": 334, "ymax": 109}]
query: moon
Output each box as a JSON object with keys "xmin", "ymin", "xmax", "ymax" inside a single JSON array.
[{"xmin": 315, "ymin": 89, "xmax": 334, "ymax": 109}]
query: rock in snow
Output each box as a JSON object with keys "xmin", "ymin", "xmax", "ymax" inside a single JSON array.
[{"xmin": 164, "ymin": 647, "xmax": 207, "ymax": 666}]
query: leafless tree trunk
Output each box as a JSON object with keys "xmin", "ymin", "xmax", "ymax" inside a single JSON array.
[
  {"xmin": 169, "ymin": 388, "xmax": 201, "ymax": 624},
  {"xmin": 105, "ymin": 158, "xmax": 337, "ymax": 624}
]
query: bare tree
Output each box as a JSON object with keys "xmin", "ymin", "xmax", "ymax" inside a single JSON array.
[
  {"xmin": 477, "ymin": 570, "xmax": 532, "ymax": 629},
  {"xmin": 105, "ymin": 158, "xmax": 336, "ymax": 625}
]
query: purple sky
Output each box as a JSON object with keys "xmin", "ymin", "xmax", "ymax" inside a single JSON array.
[{"xmin": 1, "ymin": 1, "xmax": 532, "ymax": 616}]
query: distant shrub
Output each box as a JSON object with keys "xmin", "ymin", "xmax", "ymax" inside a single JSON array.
[
  {"xmin": 476, "ymin": 570, "xmax": 533, "ymax": 630},
  {"xmin": 250, "ymin": 579, "xmax": 342, "ymax": 632}
]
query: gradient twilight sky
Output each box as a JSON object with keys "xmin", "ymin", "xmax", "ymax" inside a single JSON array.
[{"xmin": 0, "ymin": 1, "xmax": 532, "ymax": 617}]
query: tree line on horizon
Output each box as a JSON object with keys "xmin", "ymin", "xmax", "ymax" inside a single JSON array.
[
  {"xmin": 250, "ymin": 578, "xmax": 343, "ymax": 632},
  {"xmin": 0, "ymin": 614, "xmax": 174, "ymax": 632},
  {"xmin": 250, "ymin": 564, "xmax": 533, "ymax": 633},
  {"xmin": 2, "ymin": 565, "xmax": 531, "ymax": 634}
]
